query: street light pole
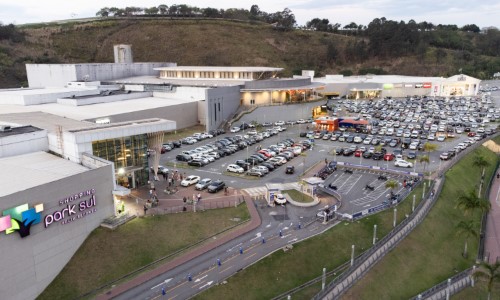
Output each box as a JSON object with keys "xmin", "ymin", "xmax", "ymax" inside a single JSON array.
[
  {"xmin": 373, "ymin": 224, "xmax": 377, "ymax": 245},
  {"xmin": 393, "ymin": 208, "xmax": 397, "ymax": 228},
  {"xmin": 350, "ymin": 244, "xmax": 355, "ymax": 266}
]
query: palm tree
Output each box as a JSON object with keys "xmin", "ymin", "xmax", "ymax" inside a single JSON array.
[
  {"xmin": 456, "ymin": 189, "xmax": 491, "ymax": 216},
  {"xmin": 423, "ymin": 142, "xmax": 438, "ymax": 154},
  {"xmin": 456, "ymin": 220, "xmax": 478, "ymax": 258},
  {"xmin": 472, "ymin": 261, "xmax": 500, "ymax": 300},
  {"xmin": 385, "ymin": 179, "xmax": 398, "ymax": 198},
  {"xmin": 473, "ymin": 154, "xmax": 490, "ymax": 197},
  {"xmin": 418, "ymin": 155, "xmax": 430, "ymax": 176}
]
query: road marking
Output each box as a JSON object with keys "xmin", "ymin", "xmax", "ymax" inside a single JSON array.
[
  {"xmin": 199, "ymin": 281, "xmax": 214, "ymax": 290},
  {"xmin": 192, "ymin": 280, "xmax": 206, "ymax": 289},
  {"xmin": 194, "ymin": 275, "xmax": 208, "ymax": 283},
  {"xmin": 250, "ymin": 232, "xmax": 262, "ymax": 241},
  {"xmin": 288, "ymin": 238, "xmax": 298, "ymax": 243},
  {"xmin": 220, "ymin": 265, "xmax": 233, "ymax": 273},
  {"xmin": 167, "ymin": 281, "xmax": 187, "ymax": 293},
  {"xmin": 244, "ymin": 253, "xmax": 257, "ymax": 260},
  {"xmin": 168, "ymin": 295, "xmax": 177, "ymax": 300},
  {"xmin": 197, "ymin": 265, "xmax": 216, "ymax": 277},
  {"xmin": 196, "ymin": 169, "xmax": 222, "ymax": 175},
  {"xmin": 151, "ymin": 278, "xmax": 173, "ymax": 289},
  {"xmin": 282, "ymin": 234, "xmax": 292, "ymax": 239},
  {"xmin": 227, "ymin": 243, "xmax": 242, "ymax": 252}
]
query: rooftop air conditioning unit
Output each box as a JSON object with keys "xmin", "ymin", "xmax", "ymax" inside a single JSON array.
[{"xmin": 0, "ymin": 125, "xmax": 12, "ymax": 132}]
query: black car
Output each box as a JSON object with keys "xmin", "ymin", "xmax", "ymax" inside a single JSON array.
[
  {"xmin": 372, "ymin": 152, "xmax": 384, "ymax": 160},
  {"xmin": 240, "ymin": 123, "xmax": 250, "ymax": 130},
  {"xmin": 346, "ymin": 136, "xmax": 354, "ymax": 143},
  {"xmin": 261, "ymin": 162, "xmax": 275, "ymax": 171},
  {"xmin": 335, "ymin": 148, "xmax": 344, "ymax": 155},
  {"xmin": 176, "ymin": 154, "xmax": 192, "ymax": 162},
  {"xmin": 236, "ymin": 160, "xmax": 251, "ymax": 171},
  {"xmin": 362, "ymin": 151, "xmax": 373, "ymax": 159},
  {"xmin": 207, "ymin": 180, "xmax": 225, "ymax": 193},
  {"xmin": 407, "ymin": 151, "xmax": 417, "ymax": 159},
  {"xmin": 188, "ymin": 160, "xmax": 204, "ymax": 167},
  {"xmin": 343, "ymin": 148, "xmax": 354, "ymax": 156},
  {"xmin": 285, "ymin": 165, "xmax": 295, "ymax": 174},
  {"xmin": 172, "ymin": 140, "xmax": 182, "ymax": 148}
]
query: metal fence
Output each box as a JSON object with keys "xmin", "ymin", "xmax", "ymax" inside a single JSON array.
[
  {"xmin": 147, "ymin": 197, "xmax": 245, "ymax": 215},
  {"xmin": 410, "ymin": 268, "xmax": 472, "ymax": 300}
]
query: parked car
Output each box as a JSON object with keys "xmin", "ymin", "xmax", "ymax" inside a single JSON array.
[
  {"xmin": 286, "ymin": 165, "xmax": 295, "ymax": 174},
  {"xmin": 395, "ymin": 159, "xmax": 413, "ymax": 168},
  {"xmin": 207, "ymin": 180, "xmax": 225, "ymax": 193},
  {"xmin": 247, "ymin": 168, "xmax": 264, "ymax": 177},
  {"xmin": 181, "ymin": 175, "xmax": 201, "ymax": 187},
  {"xmin": 195, "ymin": 178, "xmax": 212, "ymax": 190},
  {"xmin": 227, "ymin": 164, "xmax": 245, "ymax": 173},
  {"xmin": 176, "ymin": 154, "xmax": 192, "ymax": 162}
]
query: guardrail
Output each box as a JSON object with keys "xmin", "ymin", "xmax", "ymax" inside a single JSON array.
[
  {"xmin": 410, "ymin": 268, "xmax": 472, "ymax": 300},
  {"xmin": 478, "ymin": 159, "xmax": 500, "ymax": 263}
]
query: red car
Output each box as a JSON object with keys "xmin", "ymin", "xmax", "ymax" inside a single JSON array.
[
  {"xmin": 383, "ymin": 153, "xmax": 395, "ymax": 161},
  {"xmin": 258, "ymin": 150, "xmax": 273, "ymax": 158},
  {"xmin": 467, "ymin": 132, "xmax": 476, "ymax": 137},
  {"xmin": 354, "ymin": 150, "xmax": 363, "ymax": 157}
]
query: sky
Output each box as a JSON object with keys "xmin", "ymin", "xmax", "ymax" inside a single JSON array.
[{"xmin": 0, "ymin": 0, "xmax": 499, "ymax": 29}]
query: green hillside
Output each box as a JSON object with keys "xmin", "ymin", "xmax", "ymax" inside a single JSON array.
[{"xmin": 0, "ymin": 18, "xmax": 499, "ymax": 88}]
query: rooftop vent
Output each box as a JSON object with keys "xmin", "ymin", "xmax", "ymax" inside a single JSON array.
[{"xmin": 0, "ymin": 125, "xmax": 12, "ymax": 132}]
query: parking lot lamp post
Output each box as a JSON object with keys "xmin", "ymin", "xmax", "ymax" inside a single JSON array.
[
  {"xmin": 412, "ymin": 194, "xmax": 416, "ymax": 212},
  {"xmin": 373, "ymin": 224, "xmax": 377, "ymax": 245},
  {"xmin": 350, "ymin": 244, "xmax": 355, "ymax": 266},
  {"xmin": 422, "ymin": 182, "xmax": 426, "ymax": 200},
  {"xmin": 393, "ymin": 208, "xmax": 397, "ymax": 228}
]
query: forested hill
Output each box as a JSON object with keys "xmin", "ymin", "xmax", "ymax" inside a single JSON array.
[{"xmin": 0, "ymin": 17, "xmax": 499, "ymax": 88}]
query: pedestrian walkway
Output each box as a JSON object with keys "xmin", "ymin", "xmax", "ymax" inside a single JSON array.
[{"xmin": 485, "ymin": 170, "xmax": 500, "ymax": 263}]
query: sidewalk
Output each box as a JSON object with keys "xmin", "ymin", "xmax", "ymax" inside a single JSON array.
[
  {"xmin": 97, "ymin": 183, "xmax": 262, "ymax": 299},
  {"xmin": 485, "ymin": 171, "xmax": 500, "ymax": 263}
]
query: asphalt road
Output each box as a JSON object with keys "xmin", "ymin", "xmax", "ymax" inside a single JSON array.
[{"xmin": 114, "ymin": 200, "xmax": 332, "ymax": 300}]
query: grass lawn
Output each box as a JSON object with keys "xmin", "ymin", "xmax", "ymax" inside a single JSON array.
[
  {"xmin": 343, "ymin": 145, "xmax": 498, "ymax": 299},
  {"xmin": 194, "ymin": 180, "xmax": 428, "ymax": 299},
  {"xmin": 452, "ymin": 280, "xmax": 500, "ymax": 299},
  {"xmin": 282, "ymin": 189, "xmax": 314, "ymax": 203},
  {"xmin": 38, "ymin": 205, "xmax": 250, "ymax": 299}
]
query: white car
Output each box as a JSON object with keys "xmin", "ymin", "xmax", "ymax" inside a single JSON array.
[
  {"xmin": 437, "ymin": 135, "xmax": 446, "ymax": 142},
  {"xmin": 181, "ymin": 175, "xmax": 201, "ymax": 187},
  {"xmin": 394, "ymin": 159, "xmax": 413, "ymax": 168},
  {"xmin": 226, "ymin": 164, "xmax": 244, "ymax": 174},
  {"xmin": 195, "ymin": 178, "xmax": 212, "ymax": 190},
  {"xmin": 230, "ymin": 127, "xmax": 241, "ymax": 133},
  {"xmin": 274, "ymin": 194, "xmax": 287, "ymax": 205},
  {"xmin": 296, "ymin": 119, "xmax": 306, "ymax": 124},
  {"xmin": 275, "ymin": 120, "xmax": 285, "ymax": 126}
]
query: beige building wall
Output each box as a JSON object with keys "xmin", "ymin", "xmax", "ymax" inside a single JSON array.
[{"xmin": 241, "ymin": 91, "xmax": 288, "ymax": 106}]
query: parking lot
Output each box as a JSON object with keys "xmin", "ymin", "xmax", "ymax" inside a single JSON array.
[{"xmin": 157, "ymin": 90, "xmax": 499, "ymax": 196}]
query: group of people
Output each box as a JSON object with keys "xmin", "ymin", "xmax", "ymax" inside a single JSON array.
[{"xmin": 160, "ymin": 170, "xmax": 186, "ymax": 188}]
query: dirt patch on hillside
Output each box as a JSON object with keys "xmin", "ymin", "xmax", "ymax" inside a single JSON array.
[{"xmin": 483, "ymin": 140, "xmax": 500, "ymax": 153}]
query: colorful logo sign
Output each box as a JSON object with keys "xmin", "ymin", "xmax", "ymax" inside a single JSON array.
[{"xmin": 0, "ymin": 203, "xmax": 44, "ymax": 238}]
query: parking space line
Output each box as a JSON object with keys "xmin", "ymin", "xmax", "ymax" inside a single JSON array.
[{"xmin": 244, "ymin": 253, "xmax": 257, "ymax": 261}]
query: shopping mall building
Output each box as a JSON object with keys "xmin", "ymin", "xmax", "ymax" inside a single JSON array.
[{"xmin": 0, "ymin": 45, "xmax": 481, "ymax": 299}]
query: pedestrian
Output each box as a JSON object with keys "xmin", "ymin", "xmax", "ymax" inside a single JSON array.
[
  {"xmin": 162, "ymin": 172, "xmax": 166, "ymax": 181},
  {"xmin": 325, "ymin": 158, "xmax": 328, "ymax": 164},
  {"xmin": 143, "ymin": 204, "xmax": 147, "ymax": 215},
  {"xmin": 180, "ymin": 174, "xmax": 183, "ymax": 181},
  {"xmin": 497, "ymin": 173, "xmax": 499, "ymax": 179},
  {"xmin": 197, "ymin": 193, "xmax": 201, "ymax": 202},
  {"xmin": 224, "ymin": 186, "xmax": 228, "ymax": 195},
  {"xmin": 149, "ymin": 189, "xmax": 153, "ymax": 198}
]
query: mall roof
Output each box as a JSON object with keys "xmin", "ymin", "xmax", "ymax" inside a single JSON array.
[
  {"xmin": 154, "ymin": 66, "xmax": 283, "ymax": 72},
  {"xmin": 109, "ymin": 75, "xmax": 245, "ymax": 87},
  {"xmin": 0, "ymin": 152, "xmax": 90, "ymax": 197},
  {"xmin": 0, "ymin": 96, "xmax": 200, "ymax": 122}
]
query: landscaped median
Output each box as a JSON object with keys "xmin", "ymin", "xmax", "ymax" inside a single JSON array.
[{"xmin": 38, "ymin": 205, "xmax": 250, "ymax": 299}]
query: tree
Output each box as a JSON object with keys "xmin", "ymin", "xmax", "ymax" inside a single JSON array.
[
  {"xmin": 273, "ymin": 8, "xmax": 296, "ymax": 31},
  {"xmin": 96, "ymin": 7, "xmax": 110, "ymax": 17},
  {"xmin": 385, "ymin": 179, "xmax": 398, "ymax": 197},
  {"xmin": 250, "ymin": 5, "xmax": 260, "ymax": 18},
  {"xmin": 456, "ymin": 189, "xmax": 491, "ymax": 216},
  {"xmin": 418, "ymin": 155, "xmax": 430, "ymax": 176},
  {"xmin": 456, "ymin": 220, "xmax": 477, "ymax": 258},
  {"xmin": 473, "ymin": 261, "xmax": 500, "ymax": 300},
  {"xmin": 144, "ymin": 7, "xmax": 159, "ymax": 15},
  {"xmin": 158, "ymin": 4, "xmax": 168, "ymax": 14},
  {"xmin": 473, "ymin": 154, "xmax": 490, "ymax": 197},
  {"xmin": 461, "ymin": 24, "xmax": 480, "ymax": 33}
]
